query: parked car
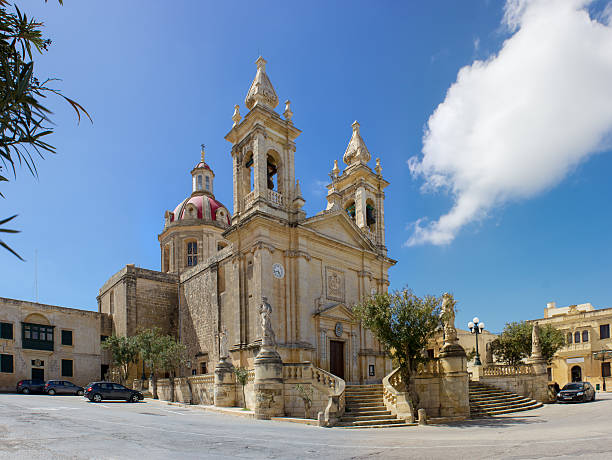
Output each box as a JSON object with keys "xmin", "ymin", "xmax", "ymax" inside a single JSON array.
[
  {"xmin": 557, "ymin": 382, "xmax": 596, "ymax": 402},
  {"xmin": 45, "ymin": 380, "xmax": 84, "ymax": 396},
  {"xmin": 16, "ymin": 379, "xmax": 46, "ymax": 394},
  {"xmin": 84, "ymin": 382, "xmax": 143, "ymax": 403}
]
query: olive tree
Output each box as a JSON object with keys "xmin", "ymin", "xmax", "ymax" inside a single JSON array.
[
  {"xmin": 353, "ymin": 289, "xmax": 443, "ymax": 409},
  {"xmin": 101, "ymin": 335, "xmax": 139, "ymax": 385},
  {"xmin": 491, "ymin": 321, "xmax": 565, "ymax": 366}
]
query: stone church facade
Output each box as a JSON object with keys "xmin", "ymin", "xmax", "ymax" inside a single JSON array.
[{"xmin": 98, "ymin": 57, "xmax": 395, "ymax": 384}]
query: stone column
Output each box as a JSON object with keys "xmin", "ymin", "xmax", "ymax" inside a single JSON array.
[
  {"xmin": 526, "ymin": 322, "xmax": 550, "ymax": 402},
  {"xmin": 438, "ymin": 294, "xmax": 470, "ymax": 418},
  {"xmin": 214, "ymin": 357, "xmax": 236, "ymax": 407},
  {"xmin": 254, "ymin": 297, "xmax": 284, "ymax": 419}
]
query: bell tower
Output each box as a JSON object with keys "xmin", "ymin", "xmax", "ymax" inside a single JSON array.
[
  {"xmin": 225, "ymin": 57, "xmax": 305, "ymax": 224},
  {"xmin": 326, "ymin": 121, "xmax": 389, "ymax": 255}
]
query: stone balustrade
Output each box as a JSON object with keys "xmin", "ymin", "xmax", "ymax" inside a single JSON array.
[
  {"xmin": 383, "ymin": 368, "xmax": 414, "ymax": 422},
  {"xmin": 482, "ymin": 364, "xmax": 534, "ymax": 377},
  {"xmin": 267, "ymin": 189, "xmax": 283, "ymax": 207},
  {"xmin": 282, "ymin": 362, "xmax": 345, "ymax": 424},
  {"xmin": 244, "ymin": 190, "xmax": 256, "ymax": 209}
]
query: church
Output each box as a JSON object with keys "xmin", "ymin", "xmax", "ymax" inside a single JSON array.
[{"xmin": 97, "ymin": 57, "xmax": 396, "ymax": 384}]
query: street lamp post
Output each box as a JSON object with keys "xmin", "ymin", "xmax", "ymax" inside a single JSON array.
[
  {"xmin": 593, "ymin": 350, "xmax": 612, "ymax": 392},
  {"xmin": 468, "ymin": 317, "xmax": 485, "ymax": 366}
]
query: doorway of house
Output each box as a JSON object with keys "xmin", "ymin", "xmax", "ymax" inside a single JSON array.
[
  {"xmin": 32, "ymin": 368, "xmax": 44, "ymax": 380},
  {"xmin": 329, "ymin": 340, "xmax": 344, "ymax": 379},
  {"xmin": 571, "ymin": 365, "xmax": 582, "ymax": 382}
]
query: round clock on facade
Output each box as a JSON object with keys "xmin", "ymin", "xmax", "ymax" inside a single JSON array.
[
  {"xmin": 272, "ymin": 263, "xmax": 285, "ymax": 279},
  {"xmin": 335, "ymin": 322, "xmax": 343, "ymax": 337}
]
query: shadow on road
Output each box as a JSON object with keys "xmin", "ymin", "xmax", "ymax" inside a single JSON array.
[{"xmin": 433, "ymin": 415, "xmax": 545, "ymax": 429}]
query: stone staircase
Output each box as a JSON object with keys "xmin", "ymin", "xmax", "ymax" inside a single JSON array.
[
  {"xmin": 337, "ymin": 384, "xmax": 415, "ymax": 428},
  {"xmin": 469, "ymin": 381, "xmax": 543, "ymax": 417}
]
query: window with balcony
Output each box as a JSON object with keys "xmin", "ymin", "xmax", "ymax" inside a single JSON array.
[
  {"xmin": 601, "ymin": 324, "xmax": 610, "ymax": 340},
  {"xmin": 603, "ymin": 362, "xmax": 611, "ymax": 378},
  {"xmin": 22, "ymin": 323, "xmax": 54, "ymax": 351},
  {"xmin": 574, "ymin": 331, "xmax": 581, "ymax": 344},
  {"xmin": 567, "ymin": 332, "xmax": 572, "ymax": 344},
  {"xmin": 582, "ymin": 330, "xmax": 589, "ymax": 343},
  {"xmin": 0, "ymin": 322, "xmax": 13, "ymax": 340}
]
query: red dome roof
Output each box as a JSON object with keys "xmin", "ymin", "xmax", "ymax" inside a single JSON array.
[
  {"xmin": 170, "ymin": 194, "xmax": 230, "ymax": 225},
  {"xmin": 192, "ymin": 160, "xmax": 212, "ymax": 171}
]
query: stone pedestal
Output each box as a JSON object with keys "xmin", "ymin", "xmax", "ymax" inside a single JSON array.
[
  {"xmin": 253, "ymin": 347, "xmax": 285, "ymax": 420},
  {"xmin": 214, "ymin": 358, "xmax": 236, "ymax": 407},
  {"xmin": 438, "ymin": 343, "xmax": 470, "ymax": 418}
]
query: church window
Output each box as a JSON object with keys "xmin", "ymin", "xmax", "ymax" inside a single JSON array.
[
  {"xmin": 345, "ymin": 201, "xmax": 356, "ymax": 220},
  {"xmin": 245, "ymin": 153, "xmax": 254, "ymax": 191},
  {"xmin": 366, "ymin": 202, "xmax": 376, "ymax": 230},
  {"xmin": 574, "ymin": 331, "xmax": 580, "ymax": 344},
  {"xmin": 582, "ymin": 330, "xmax": 588, "ymax": 342},
  {"xmin": 109, "ymin": 291, "xmax": 114, "ymax": 315},
  {"xmin": 205, "ymin": 175, "xmax": 210, "ymax": 191},
  {"xmin": 267, "ymin": 155, "xmax": 278, "ymax": 190},
  {"xmin": 197, "ymin": 175, "xmax": 203, "ymax": 191},
  {"xmin": 186, "ymin": 241, "xmax": 198, "ymax": 267},
  {"xmin": 200, "ymin": 362, "xmax": 207, "ymax": 375}
]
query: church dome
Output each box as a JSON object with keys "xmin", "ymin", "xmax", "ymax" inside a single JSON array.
[{"xmin": 170, "ymin": 194, "xmax": 231, "ymax": 226}]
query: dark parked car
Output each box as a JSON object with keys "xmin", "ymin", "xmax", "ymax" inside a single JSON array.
[
  {"xmin": 557, "ymin": 382, "xmax": 596, "ymax": 402},
  {"xmin": 84, "ymin": 382, "xmax": 143, "ymax": 403},
  {"xmin": 16, "ymin": 379, "xmax": 46, "ymax": 394},
  {"xmin": 45, "ymin": 380, "xmax": 84, "ymax": 396}
]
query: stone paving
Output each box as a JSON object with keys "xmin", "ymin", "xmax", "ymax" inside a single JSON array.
[{"xmin": 1, "ymin": 392, "xmax": 611, "ymax": 459}]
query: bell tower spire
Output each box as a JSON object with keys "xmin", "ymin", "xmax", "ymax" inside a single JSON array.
[{"xmin": 225, "ymin": 57, "xmax": 303, "ymax": 225}]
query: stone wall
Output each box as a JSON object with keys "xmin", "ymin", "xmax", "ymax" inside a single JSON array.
[
  {"xmin": 180, "ymin": 263, "xmax": 219, "ymax": 374},
  {"xmin": 155, "ymin": 375, "xmax": 215, "ymax": 405}
]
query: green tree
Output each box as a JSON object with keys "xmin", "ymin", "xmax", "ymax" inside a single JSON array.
[
  {"xmin": 353, "ymin": 289, "xmax": 443, "ymax": 410},
  {"xmin": 0, "ymin": 0, "xmax": 90, "ymax": 258},
  {"xmin": 101, "ymin": 335, "xmax": 139, "ymax": 385},
  {"xmin": 234, "ymin": 367, "xmax": 249, "ymax": 409},
  {"xmin": 159, "ymin": 336, "xmax": 187, "ymax": 402},
  {"xmin": 491, "ymin": 321, "xmax": 565, "ymax": 366},
  {"xmin": 134, "ymin": 327, "xmax": 165, "ymax": 399}
]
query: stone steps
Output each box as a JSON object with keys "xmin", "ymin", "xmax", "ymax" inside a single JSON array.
[
  {"xmin": 338, "ymin": 384, "xmax": 411, "ymax": 428},
  {"xmin": 469, "ymin": 382, "xmax": 542, "ymax": 417}
]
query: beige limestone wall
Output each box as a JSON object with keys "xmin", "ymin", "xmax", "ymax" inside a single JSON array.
[{"xmin": 0, "ymin": 297, "xmax": 102, "ymax": 391}]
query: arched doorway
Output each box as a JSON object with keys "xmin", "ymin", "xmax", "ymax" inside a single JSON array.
[{"xmin": 571, "ymin": 365, "xmax": 582, "ymax": 382}]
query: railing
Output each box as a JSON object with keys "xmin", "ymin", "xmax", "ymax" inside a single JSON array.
[
  {"xmin": 482, "ymin": 364, "xmax": 534, "ymax": 376},
  {"xmin": 382, "ymin": 368, "xmax": 414, "ymax": 422},
  {"xmin": 189, "ymin": 374, "xmax": 215, "ymax": 385},
  {"xmin": 267, "ymin": 189, "xmax": 283, "ymax": 207},
  {"xmin": 247, "ymin": 368, "xmax": 255, "ymax": 383},
  {"xmin": 361, "ymin": 227, "xmax": 376, "ymax": 243},
  {"xmin": 417, "ymin": 359, "xmax": 441, "ymax": 375},
  {"xmin": 282, "ymin": 362, "xmax": 345, "ymax": 426},
  {"xmin": 244, "ymin": 190, "xmax": 256, "ymax": 209}
]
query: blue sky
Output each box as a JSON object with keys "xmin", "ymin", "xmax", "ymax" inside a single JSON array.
[{"xmin": 2, "ymin": 0, "xmax": 612, "ymax": 333}]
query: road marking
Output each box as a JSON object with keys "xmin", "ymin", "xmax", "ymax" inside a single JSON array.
[
  {"xmin": 98, "ymin": 404, "xmax": 110, "ymax": 408},
  {"xmin": 29, "ymin": 407, "xmax": 80, "ymax": 411}
]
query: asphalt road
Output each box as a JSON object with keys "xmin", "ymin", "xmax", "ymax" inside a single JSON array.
[{"xmin": 1, "ymin": 392, "xmax": 612, "ymax": 459}]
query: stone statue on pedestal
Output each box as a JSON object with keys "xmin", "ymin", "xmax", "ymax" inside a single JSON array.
[
  {"xmin": 219, "ymin": 326, "xmax": 229, "ymax": 360},
  {"xmin": 530, "ymin": 322, "xmax": 543, "ymax": 360},
  {"xmin": 259, "ymin": 297, "xmax": 276, "ymax": 348},
  {"xmin": 441, "ymin": 293, "xmax": 458, "ymax": 346}
]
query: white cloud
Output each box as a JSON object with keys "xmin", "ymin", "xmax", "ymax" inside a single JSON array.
[
  {"xmin": 407, "ymin": 0, "xmax": 612, "ymax": 246},
  {"xmin": 473, "ymin": 37, "xmax": 480, "ymax": 52}
]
